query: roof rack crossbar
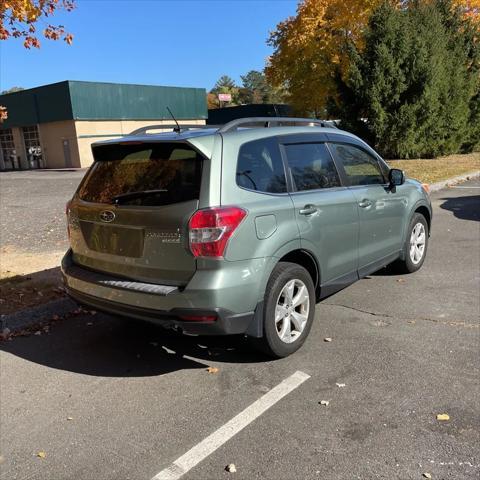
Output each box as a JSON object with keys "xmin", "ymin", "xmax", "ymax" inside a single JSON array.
[
  {"xmin": 218, "ymin": 117, "xmax": 337, "ymax": 133},
  {"xmin": 129, "ymin": 124, "xmax": 219, "ymax": 135}
]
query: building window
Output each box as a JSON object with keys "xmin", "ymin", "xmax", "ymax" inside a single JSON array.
[
  {"xmin": 22, "ymin": 125, "xmax": 44, "ymax": 169},
  {"xmin": 0, "ymin": 128, "xmax": 17, "ymax": 170}
]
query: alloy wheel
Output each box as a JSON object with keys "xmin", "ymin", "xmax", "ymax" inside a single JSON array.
[{"xmin": 275, "ymin": 279, "xmax": 310, "ymax": 344}]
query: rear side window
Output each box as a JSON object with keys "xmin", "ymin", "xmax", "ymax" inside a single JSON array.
[
  {"xmin": 329, "ymin": 143, "xmax": 385, "ymax": 186},
  {"xmin": 236, "ymin": 137, "xmax": 286, "ymax": 193},
  {"xmin": 284, "ymin": 143, "xmax": 341, "ymax": 191},
  {"xmin": 78, "ymin": 142, "xmax": 203, "ymax": 206}
]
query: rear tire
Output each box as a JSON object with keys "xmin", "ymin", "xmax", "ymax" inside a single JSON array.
[
  {"xmin": 395, "ymin": 212, "xmax": 429, "ymax": 273},
  {"xmin": 255, "ymin": 262, "xmax": 315, "ymax": 358}
]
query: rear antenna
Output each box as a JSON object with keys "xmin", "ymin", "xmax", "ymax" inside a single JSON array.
[{"xmin": 166, "ymin": 106, "xmax": 181, "ymax": 133}]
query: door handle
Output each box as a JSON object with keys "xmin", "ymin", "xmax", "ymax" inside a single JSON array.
[
  {"xmin": 299, "ymin": 204, "xmax": 318, "ymax": 216},
  {"xmin": 358, "ymin": 199, "xmax": 373, "ymax": 208}
]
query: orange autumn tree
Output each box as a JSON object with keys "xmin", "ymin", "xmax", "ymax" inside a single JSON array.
[
  {"xmin": 0, "ymin": 0, "xmax": 74, "ymax": 48},
  {"xmin": 266, "ymin": 0, "xmax": 386, "ymax": 116},
  {"xmin": 266, "ymin": 0, "xmax": 479, "ymax": 116},
  {"xmin": 0, "ymin": 0, "xmax": 75, "ymax": 122}
]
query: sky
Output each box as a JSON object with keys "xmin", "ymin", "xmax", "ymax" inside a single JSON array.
[{"xmin": 0, "ymin": 0, "xmax": 298, "ymax": 93}]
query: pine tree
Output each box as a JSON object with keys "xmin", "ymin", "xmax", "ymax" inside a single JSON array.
[{"xmin": 332, "ymin": 0, "xmax": 479, "ymax": 158}]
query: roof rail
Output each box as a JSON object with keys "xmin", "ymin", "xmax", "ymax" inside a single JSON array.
[
  {"xmin": 129, "ymin": 124, "xmax": 219, "ymax": 135},
  {"xmin": 218, "ymin": 117, "xmax": 337, "ymax": 133}
]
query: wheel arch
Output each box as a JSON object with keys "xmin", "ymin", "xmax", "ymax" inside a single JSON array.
[
  {"xmin": 414, "ymin": 205, "xmax": 431, "ymax": 233},
  {"xmin": 278, "ymin": 249, "xmax": 321, "ymax": 301}
]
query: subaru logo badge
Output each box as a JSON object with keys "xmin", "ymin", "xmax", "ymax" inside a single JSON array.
[{"xmin": 99, "ymin": 210, "xmax": 115, "ymax": 223}]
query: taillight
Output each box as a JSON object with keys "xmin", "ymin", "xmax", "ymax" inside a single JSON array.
[{"xmin": 188, "ymin": 206, "xmax": 247, "ymax": 258}]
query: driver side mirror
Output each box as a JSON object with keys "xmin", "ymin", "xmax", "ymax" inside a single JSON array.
[{"xmin": 389, "ymin": 168, "xmax": 405, "ymax": 188}]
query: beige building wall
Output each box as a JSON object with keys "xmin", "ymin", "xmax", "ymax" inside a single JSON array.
[
  {"xmin": 11, "ymin": 118, "xmax": 206, "ymax": 169},
  {"xmin": 39, "ymin": 120, "xmax": 80, "ymax": 168},
  {"xmin": 74, "ymin": 119, "xmax": 206, "ymax": 167}
]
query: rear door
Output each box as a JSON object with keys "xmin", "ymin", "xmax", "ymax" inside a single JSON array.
[
  {"xmin": 281, "ymin": 134, "xmax": 359, "ymax": 289},
  {"xmin": 68, "ymin": 141, "xmax": 204, "ymax": 286},
  {"xmin": 327, "ymin": 137, "xmax": 407, "ymax": 275}
]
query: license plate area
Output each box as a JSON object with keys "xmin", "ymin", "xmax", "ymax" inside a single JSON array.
[{"xmin": 80, "ymin": 221, "xmax": 144, "ymax": 257}]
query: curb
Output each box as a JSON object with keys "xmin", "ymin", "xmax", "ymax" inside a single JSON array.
[
  {"xmin": 1, "ymin": 297, "xmax": 77, "ymax": 333},
  {"xmin": 429, "ymin": 170, "xmax": 480, "ymax": 193}
]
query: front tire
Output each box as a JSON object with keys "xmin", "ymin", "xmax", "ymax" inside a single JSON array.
[
  {"xmin": 256, "ymin": 262, "xmax": 315, "ymax": 358},
  {"xmin": 396, "ymin": 212, "xmax": 429, "ymax": 273}
]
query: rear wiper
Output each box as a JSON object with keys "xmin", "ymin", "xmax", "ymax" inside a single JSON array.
[{"xmin": 112, "ymin": 189, "xmax": 168, "ymax": 204}]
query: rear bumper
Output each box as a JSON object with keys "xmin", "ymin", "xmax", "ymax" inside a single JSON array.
[{"xmin": 61, "ymin": 250, "xmax": 264, "ymax": 336}]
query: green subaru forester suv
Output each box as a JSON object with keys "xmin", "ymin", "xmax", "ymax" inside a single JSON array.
[{"xmin": 62, "ymin": 117, "xmax": 432, "ymax": 357}]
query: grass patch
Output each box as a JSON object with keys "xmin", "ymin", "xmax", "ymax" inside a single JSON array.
[{"xmin": 388, "ymin": 152, "xmax": 480, "ymax": 184}]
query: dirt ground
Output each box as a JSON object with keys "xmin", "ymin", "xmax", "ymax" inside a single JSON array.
[{"xmin": 0, "ymin": 248, "xmax": 65, "ymax": 315}]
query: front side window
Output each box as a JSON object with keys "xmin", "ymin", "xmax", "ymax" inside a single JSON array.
[
  {"xmin": 284, "ymin": 142, "xmax": 341, "ymax": 191},
  {"xmin": 78, "ymin": 142, "xmax": 203, "ymax": 206},
  {"xmin": 329, "ymin": 143, "xmax": 385, "ymax": 186},
  {"xmin": 236, "ymin": 137, "xmax": 286, "ymax": 193}
]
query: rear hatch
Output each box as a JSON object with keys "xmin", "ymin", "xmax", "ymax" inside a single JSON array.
[{"xmin": 68, "ymin": 141, "xmax": 204, "ymax": 286}]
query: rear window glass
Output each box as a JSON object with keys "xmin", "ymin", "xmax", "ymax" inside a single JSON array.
[
  {"xmin": 236, "ymin": 137, "xmax": 286, "ymax": 193},
  {"xmin": 78, "ymin": 142, "xmax": 203, "ymax": 206}
]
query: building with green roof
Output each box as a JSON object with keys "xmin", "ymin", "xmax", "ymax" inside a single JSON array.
[{"xmin": 0, "ymin": 80, "xmax": 207, "ymax": 170}]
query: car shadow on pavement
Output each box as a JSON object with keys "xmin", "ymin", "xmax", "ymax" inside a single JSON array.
[
  {"xmin": 440, "ymin": 195, "xmax": 480, "ymax": 222},
  {"xmin": 0, "ymin": 313, "xmax": 268, "ymax": 378},
  {"xmin": 0, "ymin": 266, "xmax": 64, "ymax": 315}
]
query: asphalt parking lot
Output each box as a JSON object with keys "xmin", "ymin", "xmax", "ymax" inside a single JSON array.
[{"xmin": 0, "ymin": 176, "xmax": 479, "ymax": 480}]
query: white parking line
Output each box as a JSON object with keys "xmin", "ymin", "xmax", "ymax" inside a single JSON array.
[{"xmin": 151, "ymin": 370, "xmax": 311, "ymax": 480}]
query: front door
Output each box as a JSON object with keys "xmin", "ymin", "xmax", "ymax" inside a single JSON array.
[
  {"xmin": 328, "ymin": 141, "xmax": 406, "ymax": 275},
  {"xmin": 63, "ymin": 139, "xmax": 72, "ymax": 168},
  {"xmin": 22, "ymin": 125, "xmax": 43, "ymax": 169},
  {"xmin": 282, "ymin": 139, "xmax": 359, "ymax": 293}
]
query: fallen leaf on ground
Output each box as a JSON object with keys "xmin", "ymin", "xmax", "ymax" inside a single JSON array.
[
  {"xmin": 67, "ymin": 416, "xmax": 73, "ymax": 421},
  {"xmin": 319, "ymin": 400, "xmax": 330, "ymax": 406},
  {"xmin": 336, "ymin": 383, "xmax": 346, "ymax": 388},
  {"xmin": 36, "ymin": 451, "xmax": 46, "ymax": 459},
  {"xmin": 324, "ymin": 337, "xmax": 333, "ymax": 342},
  {"xmin": 436, "ymin": 413, "xmax": 450, "ymax": 421},
  {"xmin": 397, "ymin": 278, "xmax": 405, "ymax": 283},
  {"xmin": 225, "ymin": 463, "xmax": 237, "ymax": 473},
  {"xmin": 207, "ymin": 366, "xmax": 219, "ymax": 374},
  {"xmin": 423, "ymin": 473, "xmax": 432, "ymax": 479}
]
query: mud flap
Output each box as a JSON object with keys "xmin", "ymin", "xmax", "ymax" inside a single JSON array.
[{"xmin": 245, "ymin": 301, "xmax": 264, "ymax": 338}]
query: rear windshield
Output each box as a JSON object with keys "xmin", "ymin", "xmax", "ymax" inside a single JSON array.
[{"xmin": 78, "ymin": 142, "xmax": 203, "ymax": 206}]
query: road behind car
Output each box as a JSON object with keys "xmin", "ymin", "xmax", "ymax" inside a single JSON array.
[{"xmin": 0, "ymin": 178, "xmax": 479, "ymax": 480}]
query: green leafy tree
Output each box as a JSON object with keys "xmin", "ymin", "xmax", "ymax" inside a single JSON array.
[
  {"xmin": 332, "ymin": 0, "xmax": 480, "ymax": 158},
  {"xmin": 210, "ymin": 75, "xmax": 239, "ymax": 105},
  {"xmin": 1, "ymin": 86, "xmax": 24, "ymax": 94},
  {"xmin": 240, "ymin": 70, "xmax": 269, "ymax": 103},
  {"xmin": 239, "ymin": 70, "xmax": 287, "ymax": 104}
]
